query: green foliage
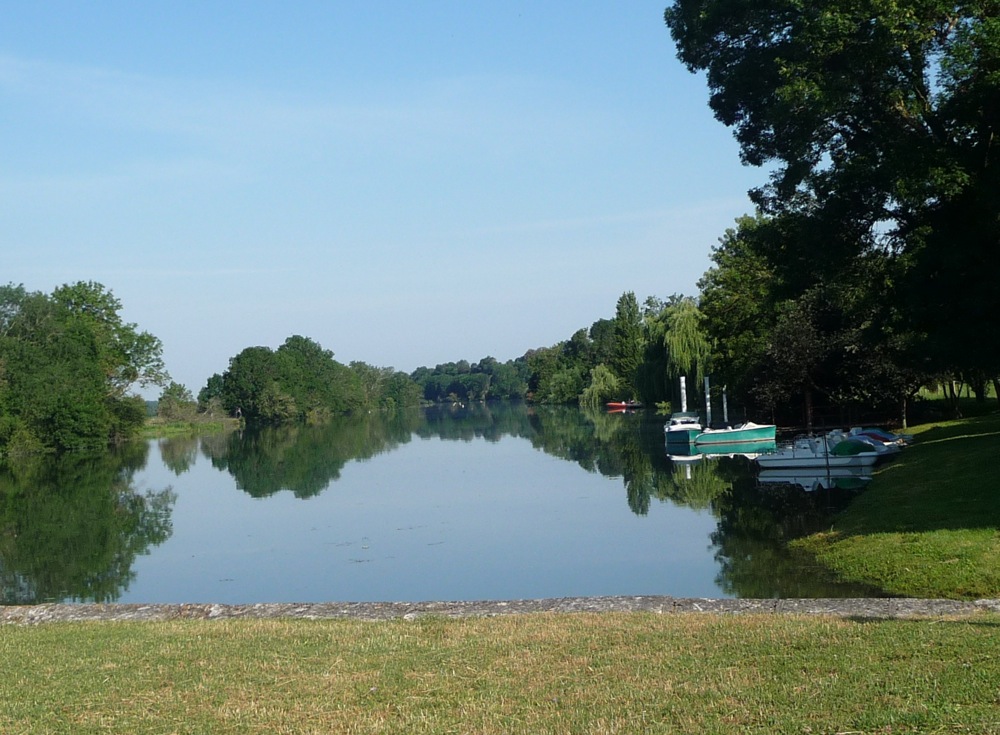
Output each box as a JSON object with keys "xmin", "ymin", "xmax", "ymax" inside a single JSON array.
[
  {"xmin": 662, "ymin": 297, "xmax": 711, "ymax": 384},
  {"xmin": 216, "ymin": 336, "xmax": 381, "ymax": 425},
  {"xmin": 588, "ymin": 318, "xmax": 616, "ymax": 366},
  {"xmin": 410, "ymin": 356, "xmax": 528, "ymax": 403},
  {"xmin": 580, "ymin": 364, "xmax": 623, "ymax": 409},
  {"xmin": 51, "ymin": 281, "xmax": 169, "ymax": 396},
  {"xmin": 157, "ymin": 382, "xmax": 197, "ymax": 421},
  {"xmin": 197, "ymin": 373, "xmax": 224, "ymax": 409},
  {"xmin": 0, "ymin": 282, "xmax": 168, "ymax": 454},
  {"xmin": 349, "ymin": 361, "xmax": 422, "ymax": 410},
  {"xmin": 665, "ymin": 0, "xmax": 1000, "ymax": 412},
  {"xmin": 610, "ymin": 291, "xmax": 644, "ymax": 397}
]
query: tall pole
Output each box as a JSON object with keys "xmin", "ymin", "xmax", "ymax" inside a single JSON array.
[
  {"xmin": 704, "ymin": 376, "xmax": 712, "ymax": 428},
  {"xmin": 680, "ymin": 376, "xmax": 688, "ymax": 412}
]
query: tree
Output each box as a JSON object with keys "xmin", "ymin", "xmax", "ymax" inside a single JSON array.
[
  {"xmin": 157, "ymin": 382, "xmax": 196, "ymax": 421},
  {"xmin": 665, "ymin": 0, "xmax": 1000, "ymax": 382},
  {"xmin": 52, "ymin": 281, "xmax": 168, "ymax": 397},
  {"xmin": 198, "ymin": 373, "xmax": 225, "ymax": 414},
  {"xmin": 350, "ymin": 361, "xmax": 422, "ymax": 410},
  {"xmin": 0, "ymin": 283, "xmax": 165, "ymax": 452},
  {"xmin": 610, "ymin": 292, "xmax": 644, "ymax": 398},
  {"xmin": 580, "ymin": 364, "xmax": 623, "ymax": 409},
  {"xmin": 588, "ymin": 318, "xmax": 616, "ymax": 367},
  {"xmin": 662, "ymin": 297, "xmax": 712, "ymax": 388},
  {"xmin": 476, "ymin": 358, "xmax": 528, "ymax": 400},
  {"xmin": 219, "ymin": 337, "xmax": 365, "ymax": 424}
]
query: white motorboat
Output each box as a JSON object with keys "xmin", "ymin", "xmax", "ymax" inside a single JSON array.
[{"xmin": 755, "ymin": 434, "xmax": 879, "ymax": 469}]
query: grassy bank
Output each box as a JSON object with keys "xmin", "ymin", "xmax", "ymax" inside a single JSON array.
[
  {"xmin": 3, "ymin": 612, "xmax": 1000, "ymax": 734},
  {"xmin": 794, "ymin": 412, "xmax": 1000, "ymax": 599},
  {"xmin": 141, "ymin": 416, "xmax": 241, "ymax": 439}
]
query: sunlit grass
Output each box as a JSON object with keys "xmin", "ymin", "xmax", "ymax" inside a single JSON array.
[
  {"xmin": 141, "ymin": 417, "xmax": 239, "ymax": 438},
  {"xmin": 2, "ymin": 612, "xmax": 1000, "ymax": 734}
]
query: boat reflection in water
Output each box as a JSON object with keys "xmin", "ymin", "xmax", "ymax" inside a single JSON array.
[
  {"xmin": 667, "ymin": 433, "xmax": 875, "ymax": 493},
  {"xmin": 667, "ymin": 438, "xmax": 777, "ymax": 462},
  {"xmin": 757, "ymin": 466, "xmax": 873, "ymax": 492}
]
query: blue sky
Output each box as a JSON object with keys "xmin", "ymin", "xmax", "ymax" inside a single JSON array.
[{"xmin": 2, "ymin": 2, "xmax": 762, "ymax": 397}]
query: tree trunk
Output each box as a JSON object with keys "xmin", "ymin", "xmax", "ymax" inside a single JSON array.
[
  {"xmin": 804, "ymin": 387, "xmax": 813, "ymax": 433},
  {"xmin": 945, "ymin": 381, "xmax": 963, "ymax": 419}
]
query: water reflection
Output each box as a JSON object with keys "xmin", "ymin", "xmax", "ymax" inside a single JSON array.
[
  {"xmin": 189, "ymin": 404, "xmax": 882, "ymax": 598},
  {"xmin": 204, "ymin": 411, "xmax": 422, "ymax": 498},
  {"xmin": 0, "ymin": 403, "xmax": 886, "ymax": 603},
  {"xmin": 0, "ymin": 444, "xmax": 175, "ymax": 604},
  {"xmin": 712, "ymin": 475, "xmax": 881, "ymax": 597},
  {"xmin": 757, "ymin": 467, "xmax": 873, "ymax": 492}
]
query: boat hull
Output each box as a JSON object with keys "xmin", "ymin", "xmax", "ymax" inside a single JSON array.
[
  {"xmin": 665, "ymin": 428, "xmax": 700, "ymax": 445},
  {"xmin": 694, "ymin": 422, "xmax": 776, "ymax": 446},
  {"xmin": 668, "ymin": 439, "xmax": 777, "ymax": 460},
  {"xmin": 755, "ymin": 452, "xmax": 878, "ymax": 469},
  {"xmin": 664, "ymin": 412, "xmax": 702, "ymax": 446}
]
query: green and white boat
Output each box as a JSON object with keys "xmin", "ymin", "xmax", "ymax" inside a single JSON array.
[
  {"xmin": 664, "ymin": 376, "xmax": 703, "ymax": 447},
  {"xmin": 664, "ymin": 411, "xmax": 702, "ymax": 446},
  {"xmin": 693, "ymin": 421, "xmax": 777, "ymax": 447}
]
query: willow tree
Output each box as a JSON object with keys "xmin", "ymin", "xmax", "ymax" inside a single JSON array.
[
  {"xmin": 663, "ymin": 297, "xmax": 712, "ymax": 389},
  {"xmin": 580, "ymin": 363, "xmax": 623, "ymax": 409}
]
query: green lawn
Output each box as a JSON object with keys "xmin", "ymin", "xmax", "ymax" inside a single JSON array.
[{"xmin": 3, "ymin": 612, "xmax": 1000, "ymax": 734}]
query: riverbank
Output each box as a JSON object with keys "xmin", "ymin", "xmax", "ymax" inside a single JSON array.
[
  {"xmin": 793, "ymin": 412, "xmax": 1000, "ymax": 598},
  {"xmin": 4, "ymin": 595, "xmax": 1000, "ymax": 625},
  {"xmin": 140, "ymin": 415, "xmax": 241, "ymax": 438}
]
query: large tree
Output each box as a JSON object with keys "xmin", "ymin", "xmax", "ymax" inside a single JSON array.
[
  {"xmin": 665, "ymin": 0, "xmax": 1000, "ymax": 379},
  {"xmin": 0, "ymin": 283, "xmax": 165, "ymax": 452},
  {"xmin": 610, "ymin": 291, "xmax": 645, "ymax": 398},
  {"xmin": 218, "ymin": 336, "xmax": 366, "ymax": 424},
  {"xmin": 52, "ymin": 281, "xmax": 168, "ymax": 397}
]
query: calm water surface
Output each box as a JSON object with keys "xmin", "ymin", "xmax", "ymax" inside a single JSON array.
[{"xmin": 0, "ymin": 403, "xmax": 883, "ymax": 605}]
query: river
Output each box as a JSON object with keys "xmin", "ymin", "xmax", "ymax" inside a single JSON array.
[{"xmin": 0, "ymin": 403, "xmax": 884, "ymax": 605}]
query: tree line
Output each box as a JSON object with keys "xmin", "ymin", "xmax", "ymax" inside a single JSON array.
[
  {"xmin": 4, "ymin": 2, "xmax": 997, "ymax": 453},
  {"xmin": 397, "ymin": 1, "xmax": 1000, "ymax": 424},
  {"xmin": 195, "ymin": 337, "xmax": 423, "ymax": 425}
]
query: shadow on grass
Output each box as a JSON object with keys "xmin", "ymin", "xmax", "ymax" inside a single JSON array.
[
  {"xmin": 911, "ymin": 412, "xmax": 1000, "ymax": 443},
  {"xmin": 843, "ymin": 412, "xmax": 1000, "ymax": 535}
]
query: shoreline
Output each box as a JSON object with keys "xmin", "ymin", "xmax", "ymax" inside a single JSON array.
[{"xmin": 4, "ymin": 596, "xmax": 1000, "ymax": 625}]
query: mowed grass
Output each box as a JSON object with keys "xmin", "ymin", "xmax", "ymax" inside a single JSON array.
[
  {"xmin": 3, "ymin": 612, "xmax": 1000, "ymax": 734},
  {"xmin": 794, "ymin": 412, "xmax": 1000, "ymax": 598}
]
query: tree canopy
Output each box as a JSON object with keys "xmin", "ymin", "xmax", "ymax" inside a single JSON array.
[
  {"xmin": 0, "ymin": 282, "xmax": 167, "ymax": 454},
  {"xmin": 216, "ymin": 336, "xmax": 421, "ymax": 424},
  {"xmin": 666, "ymin": 0, "xmax": 1000, "ymax": 413}
]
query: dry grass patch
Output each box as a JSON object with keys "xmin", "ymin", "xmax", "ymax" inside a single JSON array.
[{"xmin": 2, "ymin": 612, "xmax": 1000, "ymax": 733}]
